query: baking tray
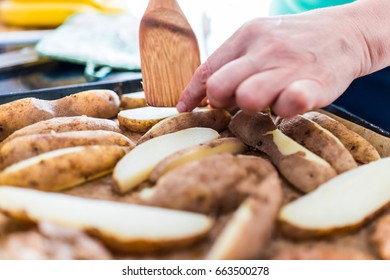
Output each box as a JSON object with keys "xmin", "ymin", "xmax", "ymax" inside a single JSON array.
[{"xmin": 0, "ymin": 75, "xmax": 389, "ymax": 138}]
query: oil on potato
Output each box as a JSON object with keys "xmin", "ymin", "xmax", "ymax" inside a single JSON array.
[
  {"xmin": 0, "ymin": 130, "xmax": 134, "ymax": 168},
  {"xmin": 0, "ymin": 145, "xmax": 126, "ymax": 191},
  {"xmin": 0, "ymin": 90, "xmax": 120, "ymax": 141}
]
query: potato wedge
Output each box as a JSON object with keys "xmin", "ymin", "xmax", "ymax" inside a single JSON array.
[
  {"xmin": 137, "ymin": 109, "xmax": 231, "ymax": 144},
  {"xmin": 141, "ymin": 154, "xmax": 278, "ymax": 215},
  {"xmin": 278, "ymin": 115, "xmax": 357, "ymax": 173},
  {"xmin": 113, "ymin": 128, "xmax": 220, "ymax": 194},
  {"xmin": 120, "ymin": 92, "xmax": 147, "ymax": 109},
  {"xmin": 0, "ymin": 130, "xmax": 134, "ymax": 168},
  {"xmin": 0, "ymin": 116, "xmax": 121, "ymax": 149},
  {"xmin": 229, "ymin": 111, "xmax": 336, "ymax": 193},
  {"xmin": 0, "ymin": 187, "xmax": 213, "ymax": 253},
  {"xmin": 207, "ymin": 175, "xmax": 282, "ymax": 260},
  {"xmin": 371, "ymin": 213, "xmax": 390, "ymax": 260},
  {"xmin": 118, "ymin": 106, "xmax": 179, "ymax": 133},
  {"xmin": 304, "ymin": 111, "xmax": 381, "ymax": 163},
  {"xmin": 0, "ymin": 145, "xmax": 126, "ymax": 191},
  {"xmin": 0, "ymin": 90, "xmax": 120, "ymax": 141},
  {"xmin": 149, "ymin": 138, "xmax": 247, "ymax": 182},
  {"xmin": 279, "ymin": 157, "xmax": 390, "ymax": 239}
]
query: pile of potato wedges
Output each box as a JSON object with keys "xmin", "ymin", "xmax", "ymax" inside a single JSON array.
[{"xmin": 0, "ymin": 89, "xmax": 390, "ymax": 260}]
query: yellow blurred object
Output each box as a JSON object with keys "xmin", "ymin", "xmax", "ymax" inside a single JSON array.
[{"xmin": 0, "ymin": 0, "xmax": 127, "ymax": 27}]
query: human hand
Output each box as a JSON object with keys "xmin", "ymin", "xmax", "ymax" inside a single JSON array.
[{"xmin": 176, "ymin": 5, "xmax": 373, "ymax": 117}]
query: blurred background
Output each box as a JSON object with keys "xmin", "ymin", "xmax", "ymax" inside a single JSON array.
[{"xmin": 0, "ymin": 0, "xmax": 272, "ymax": 93}]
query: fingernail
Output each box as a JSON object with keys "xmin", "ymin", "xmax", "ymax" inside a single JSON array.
[{"xmin": 176, "ymin": 101, "xmax": 187, "ymax": 112}]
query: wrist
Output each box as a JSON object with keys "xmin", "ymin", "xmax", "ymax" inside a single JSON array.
[{"xmin": 345, "ymin": 0, "xmax": 390, "ymax": 76}]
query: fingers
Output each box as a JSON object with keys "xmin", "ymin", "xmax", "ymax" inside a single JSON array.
[
  {"xmin": 271, "ymin": 79, "xmax": 326, "ymax": 117},
  {"xmin": 206, "ymin": 56, "xmax": 263, "ymax": 109},
  {"xmin": 233, "ymin": 68, "xmax": 296, "ymax": 114},
  {"xmin": 177, "ymin": 32, "xmax": 248, "ymax": 112}
]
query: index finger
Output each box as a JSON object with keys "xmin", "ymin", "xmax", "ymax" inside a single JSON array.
[{"xmin": 177, "ymin": 33, "xmax": 246, "ymax": 112}]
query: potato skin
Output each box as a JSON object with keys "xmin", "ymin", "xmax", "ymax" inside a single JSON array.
[
  {"xmin": 304, "ymin": 111, "xmax": 380, "ymax": 164},
  {"xmin": 117, "ymin": 115, "xmax": 160, "ymax": 133},
  {"xmin": 0, "ymin": 130, "xmax": 134, "ymax": 168},
  {"xmin": 229, "ymin": 111, "xmax": 336, "ymax": 193},
  {"xmin": 141, "ymin": 154, "xmax": 278, "ymax": 215},
  {"xmin": 207, "ymin": 174, "xmax": 282, "ymax": 260},
  {"xmin": 120, "ymin": 93, "xmax": 147, "ymax": 110},
  {"xmin": 0, "ymin": 90, "xmax": 120, "ymax": 141},
  {"xmin": 278, "ymin": 115, "xmax": 357, "ymax": 173},
  {"xmin": 137, "ymin": 109, "xmax": 231, "ymax": 144},
  {"xmin": 149, "ymin": 137, "xmax": 247, "ymax": 182},
  {"xmin": 0, "ymin": 116, "xmax": 121, "ymax": 148},
  {"xmin": 0, "ymin": 145, "xmax": 126, "ymax": 191}
]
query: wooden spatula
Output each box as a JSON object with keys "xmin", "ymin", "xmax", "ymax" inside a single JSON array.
[{"xmin": 139, "ymin": 0, "xmax": 201, "ymax": 107}]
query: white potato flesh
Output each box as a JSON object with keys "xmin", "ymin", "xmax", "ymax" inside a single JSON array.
[
  {"xmin": 0, "ymin": 186, "xmax": 213, "ymax": 243},
  {"xmin": 267, "ymin": 129, "xmax": 331, "ymax": 166},
  {"xmin": 118, "ymin": 106, "xmax": 179, "ymax": 121},
  {"xmin": 279, "ymin": 157, "xmax": 390, "ymax": 231},
  {"xmin": 122, "ymin": 92, "xmax": 145, "ymax": 99},
  {"xmin": 149, "ymin": 138, "xmax": 247, "ymax": 181},
  {"xmin": 113, "ymin": 127, "xmax": 220, "ymax": 193}
]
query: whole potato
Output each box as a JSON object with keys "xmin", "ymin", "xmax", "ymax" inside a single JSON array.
[{"xmin": 0, "ymin": 90, "xmax": 120, "ymax": 141}]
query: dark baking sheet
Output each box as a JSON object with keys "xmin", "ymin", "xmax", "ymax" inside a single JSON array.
[{"xmin": 0, "ymin": 76, "xmax": 388, "ymax": 137}]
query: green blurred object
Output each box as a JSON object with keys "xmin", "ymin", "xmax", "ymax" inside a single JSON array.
[
  {"xmin": 36, "ymin": 12, "xmax": 141, "ymax": 81},
  {"xmin": 269, "ymin": 0, "xmax": 354, "ymax": 15}
]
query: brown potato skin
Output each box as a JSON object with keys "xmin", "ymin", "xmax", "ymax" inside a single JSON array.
[
  {"xmin": 137, "ymin": 109, "xmax": 231, "ymax": 144},
  {"xmin": 304, "ymin": 111, "xmax": 380, "ymax": 164},
  {"xmin": 149, "ymin": 138, "xmax": 247, "ymax": 182},
  {"xmin": 371, "ymin": 213, "xmax": 390, "ymax": 260},
  {"xmin": 268, "ymin": 241, "xmax": 372, "ymax": 260},
  {"xmin": 141, "ymin": 154, "xmax": 277, "ymax": 215},
  {"xmin": 0, "ymin": 90, "xmax": 120, "ymax": 141},
  {"xmin": 0, "ymin": 116, "xmax": 121, "ymax": 148},
  {"xmin": 120, "ymin": 94, "xmax": 147, "ymax": 110},
  {"xmin": 229, "ymin": 111, "xmax": 336, "ymax": 193},
  {"xmin": 207, "ymin": 174, "xmax": 282, "ymax": 260},
  {"xmin": 0, "ymin": 130, "xmax": 134, "ymax": 168},
  {"xmin": 0, "ymin": 145, "xmax": 126, "ymax": 191},
  {"xmin": 278, "ymin": 115, "xmax": 357, "ymax": 173}
]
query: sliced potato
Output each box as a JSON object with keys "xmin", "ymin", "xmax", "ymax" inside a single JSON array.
[
  {"xmin": 0, "ymin": 187, "xmax": 213, "ymax": 253},
  {"xmin": 0, "ymin": 130, "xmax": 134, "ymax": 168},
  {"xmin": 141, "ymin": 154, "xmax": 278, "ymax": 215},
  {"xmin": 149, "ymin": 138, "xmax": 247, "ymax": 182},
  {"xmin": 120, "ymin": 92, "xmax": 147, "ymax": 109},
  {"xmin": 229, "ymin": 111, "xmax": 336, "ymax": 193},
  {"xmin": 118, "ymin": 106, "xmax": 179, "ymax": 133},
  {"xmin": 207, "ymin": 175, "xmax": 282, "ymax": 260},
  {"xmin": 279, "ymin": 157, "xmax": 390, "ymax": 239},
  {"xmin": 278, "ymin": 115, "xmax": 357, "ymax": 173},
  {"xmin": 0, "ymin": 90, "xmax": 120, "ymax": 141},
  {"xmin": 113, "ymin": 127, "xmax": 220, "ymax": 194},
  {"xmin": 0, "ymin": 145, "xmax": 126, "ymax": 191},
  {"xmin": 0, "ymin": 116, "xmax": 121, "ymax": 149},
  {"xmin": 304, "ymin": 111, "xmax": 381, "ymax": 163},
  {"xmin": 137, "ymin": 109, "xmax": 231, "ymax": 144}
]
